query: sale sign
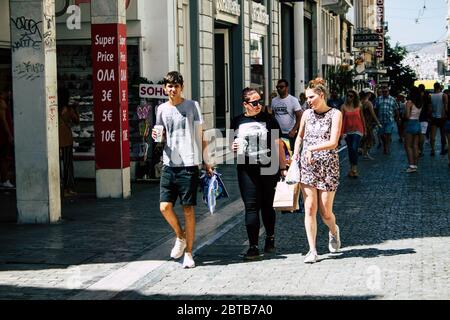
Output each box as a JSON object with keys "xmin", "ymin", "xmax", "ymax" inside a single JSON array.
[{"xmin": 92, "ymin": 23, "xmax": 130, "ymax": 169}]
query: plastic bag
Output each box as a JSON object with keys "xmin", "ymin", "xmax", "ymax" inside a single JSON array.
[
  {"xmin": 200, "ymin": 170, "xmax": 230, "ymax": 214},
  {"xmin": 285, "ymin": 159, "xmax": 300, "ymax": 185}
]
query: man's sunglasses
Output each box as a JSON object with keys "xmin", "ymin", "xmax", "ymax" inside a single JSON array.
[{"xmin": 247, "ymin": 100, "xmax": 263, "ymax": 107}]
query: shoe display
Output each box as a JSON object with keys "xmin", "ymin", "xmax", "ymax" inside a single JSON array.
[
  {"xmin": 170, "ymin": 238, "xmax": 186, "ymax": 259},
  {"xmin": 304, "ymin": 251, "xmax": 318, "ymax": 264},
  {"xmin": 79, "ymin": 130, "xmax": 91, "ymax": 138},
  {"xmin": 182, "ymin": 253, "xmax": 195, "ymax": 269},
  {"xmin": 243, "ymin": 246, "xmax": 260, "ymax": 261},
  {"xmin": 264, "ymin": 236, "xmax": 276, "ymax": 254},
  {"xmin": 329, "ymin": 225, "xmax": 341, "ymax": 253}
]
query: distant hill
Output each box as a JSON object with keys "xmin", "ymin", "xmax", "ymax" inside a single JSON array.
[
  {"xmin": 403, "ymin": 41, "xmax": 446, "ymax": 80},
  {"xmin": 405, "ymin": 42, "xmax": 446, "ymax": 55}
]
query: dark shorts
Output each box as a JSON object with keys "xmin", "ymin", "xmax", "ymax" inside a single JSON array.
[
  {"xmin": 445, "ymin": 120, "xmax": 450, "ymax": 134},
  {"xmin": 160, "ymin": 165, "xmax": 199, "ymax": 206},
  {"xmin": 431, "ymin": 118, "xmax": 446, "ymax": 128},
  {"xmin": 405, "ymin": 120, "xmax": 421, "ymax": 135},
  {"xmin": 0, "ymin": 143, "xmax": 13, "ymax": 160}
]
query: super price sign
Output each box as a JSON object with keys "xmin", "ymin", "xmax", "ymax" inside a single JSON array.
[{"xmin": 92, "ymin": 23, "xmax": 130, "ymax": 169}]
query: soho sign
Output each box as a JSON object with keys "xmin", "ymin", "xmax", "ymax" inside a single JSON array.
[{"xmin": 215, "ymin": 0, "xmax": 241, "ymax": 16}]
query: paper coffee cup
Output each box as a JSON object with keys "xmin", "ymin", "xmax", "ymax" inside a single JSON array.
[
  {"xmin": 235, "ymin": 137, "xmax": 248, "ymax": 155},
  {"xmin": 153, "ymin": 125, "xmax": 164, "ymax": 142}
]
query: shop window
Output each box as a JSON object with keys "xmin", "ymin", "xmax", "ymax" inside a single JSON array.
[{"xmin": 56, "ymin": 44, "xmax": 141, "ymax": 161}]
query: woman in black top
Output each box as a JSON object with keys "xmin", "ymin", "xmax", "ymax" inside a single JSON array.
[{"xmin": 230, "ymin": 88, "xmax": 288, "ymax": 261}]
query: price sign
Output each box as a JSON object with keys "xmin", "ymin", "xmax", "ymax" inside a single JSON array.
[{"xmin": 92, "ymin": 23, "xmax": 130, "ymax": 169}]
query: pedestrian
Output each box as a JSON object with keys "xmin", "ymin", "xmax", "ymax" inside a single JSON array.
[
  {"xmin": 375, "ymin": 85, "xmax": 400, "ymax": 155},
  {"xmin": 429, "ymin": 82, "xmax": 448, "ymax": 156},
  {"xmin": 360, "ymin": 89, "xmax": 381, "ymax": 160},
  {"xmin": 341, "ymin": 89, "xmax": 366, "ymax": 178},
  {"xmin": 445, "ymin": 98, "xmax": 450, "ymax": 167},
  {"xmin": 58, "ymin": 87, "xmax": 79, "ymax": 197},
  {"xmin": 396, "ymin": 92, "xmax": 407, "ymax": 143},
  {"xmin": 231, "ymin": 87, "xmax": 288, "ymax": 261},
  {"xmin": 269, "ymin": 79, "xmax": 302, "ymax": 151},
  {"xmin": 292, "ymin": 78, "xmax": 342, "ymax": 264},
  {"xmin": 299, "ymin": 92, "xmax": 309, "ymax": 111},
  {"xmin": 404, "ymin": 87, "xmax": 422, "ymax": 173},
  {"xmin": 327, "ymin": 89, "xmax": 344, "ymax": 110},
  {"xmin": 0, "ymin": 84, "xmax": 14, "ymax": 189},
  {"xmin": 152, "ymin": 71, "xmax": 214, "ymax": 269},
  {"xmin": 418, "ymin": 84, "xmax": 430, "ymax": 157}
]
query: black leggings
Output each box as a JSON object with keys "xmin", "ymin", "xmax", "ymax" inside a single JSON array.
[
  {"xmin": 237, "ymin": 165, "xmax": 279, "ymax": 247},
  {"xmin": 60, "ymin": 146, "xmax": 75, "ymax": 190}
]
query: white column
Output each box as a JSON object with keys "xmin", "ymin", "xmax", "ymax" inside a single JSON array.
[
  {"xmin": 91, "ymin": 0, "xmax": 131, "ymax": 199},
  {"xmin": 10, "ymin": 0, "xmax": 61, "ymax": 224},
  {"xmin": 294, "ymin": 2, "xmax": 305, "ymax": 95}
]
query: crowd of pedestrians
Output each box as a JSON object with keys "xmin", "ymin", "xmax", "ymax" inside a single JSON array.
[{"xmin": 151, "ymin": 71, "xmax": 449, "ymax": 268}]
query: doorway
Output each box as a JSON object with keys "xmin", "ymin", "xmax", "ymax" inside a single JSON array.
[{"xmin": 214, "ymin": 29, "xmax": 231, "ymax": 132}]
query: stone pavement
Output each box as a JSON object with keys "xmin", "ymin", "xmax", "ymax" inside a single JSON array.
[{"xmin": 0, "ymin": 137, "xmax": 449, "ymax": 300}]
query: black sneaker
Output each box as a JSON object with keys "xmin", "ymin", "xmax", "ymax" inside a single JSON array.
[
  {"xmin": 243, "ymin": 246, "xmax": 260, "ymax": 261},
  {"xmin": 264, "ymin": 236, "xmax": 276, "ymax": 254}
]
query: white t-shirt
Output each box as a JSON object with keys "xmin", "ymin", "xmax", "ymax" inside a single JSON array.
[
  {"xmin": 156, "ymin": 99, "xmax": 203, "ymax": 167},
  {"xmin": 271, "ymin": 94, "xmax": 302, "ymax": 134}
]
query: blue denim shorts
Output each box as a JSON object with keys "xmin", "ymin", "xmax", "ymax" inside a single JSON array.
[
  {"xmin": 379, "ymin": 121, "xmax": 395, "ymax": 135},
  {"xmin": 405, "ymin": 120, "xmax": 421, "ymax": 135}
]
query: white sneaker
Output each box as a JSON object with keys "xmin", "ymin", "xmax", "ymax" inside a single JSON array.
[
  {"xmin": 1, "ymin": 180, "xmax": 15, "ymax": 188},
  {"xmin": 170, "ymin": 238, "xmax": 186, "ymax": 259},
  {"xmin": 182, "ymin": 253, "xmax": 195, "ymax": 269},
  {"xmin": 304, "ymin": 251, "xmax": 318, "ymax": 264},
  {"xmin": 329, "ymin": 225, "xmax": 341, "ymax": 253}
]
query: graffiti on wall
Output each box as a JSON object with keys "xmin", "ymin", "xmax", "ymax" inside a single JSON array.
[
  {"xmin": 10, "ymin": 16, "xmax": 43, "ymax": 52},
  {"xmin": 13, "ymin": 61, "xmax": 45, "ymax": 81}
]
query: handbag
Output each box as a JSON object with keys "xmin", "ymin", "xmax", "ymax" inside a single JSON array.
[{"xmin": 273, "ymin": 179, "xmax": 300, "ymax": 212}]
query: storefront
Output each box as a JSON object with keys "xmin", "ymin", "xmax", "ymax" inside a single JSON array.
[{"xmin": 280, "ymin": 2, "xmax": 295, "ymax": 95}]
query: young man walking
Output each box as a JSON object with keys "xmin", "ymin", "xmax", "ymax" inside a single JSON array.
[
  {"xmin": 375, "ymin": 86, "xmax": 400, "ymax": 155},
  {"xmin": 269, "ymin": 79, "xmax": 303, "ymax": 151},
  {"xmin": 152, "ymin": 71, "xmax": 213, "ymax": 269}
]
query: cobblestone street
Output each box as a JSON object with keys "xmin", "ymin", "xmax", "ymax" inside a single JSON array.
[{"xmin": 0, "ymin": 138, "xmax": 449, "ymax": 300}]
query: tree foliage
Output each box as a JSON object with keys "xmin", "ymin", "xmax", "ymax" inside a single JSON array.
[
  {"xmin": 384, "ymin": 36, "xmax": 417, "ymax": 94},
  {"xmin": 327, "ymin": 65, "xmax": 355, "ymax": 96}
]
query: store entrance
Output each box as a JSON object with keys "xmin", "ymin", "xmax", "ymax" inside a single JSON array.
[
  {"xmin": 0, "ymin": 48, "xmax": 15, "ymax": 222},
  {"xmin": 214, "ymin": 29, "xmax": 231, "ymax": 132}
]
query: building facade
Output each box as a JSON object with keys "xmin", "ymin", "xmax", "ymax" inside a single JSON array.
[{"xmin": 1, "ymin": 0, "xmax": 359, "ymax": 223}]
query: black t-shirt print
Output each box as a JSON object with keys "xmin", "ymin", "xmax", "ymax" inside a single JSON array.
[{"xmin": 230, "ymin": 112, "xmax": 282, "ymax": 166}]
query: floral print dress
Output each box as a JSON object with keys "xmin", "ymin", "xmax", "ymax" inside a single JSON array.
[{"xmin": 300, "ymin": 108, "xmax": 340, "ymax": 192}]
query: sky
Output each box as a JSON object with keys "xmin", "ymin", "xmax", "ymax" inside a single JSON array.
[{"xmin": 385, "ymin": 0, "xmax": 448, "ymax": 46}]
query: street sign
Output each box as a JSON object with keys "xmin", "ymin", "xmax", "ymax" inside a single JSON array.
[{"xmin": 353, "ymin": 33, "xmax": 380, "ymax": 48}]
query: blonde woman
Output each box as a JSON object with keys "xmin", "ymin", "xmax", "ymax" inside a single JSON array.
[{"xmin": 293, "ymin": 78, "xmax": 343, "ymax": 264}]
